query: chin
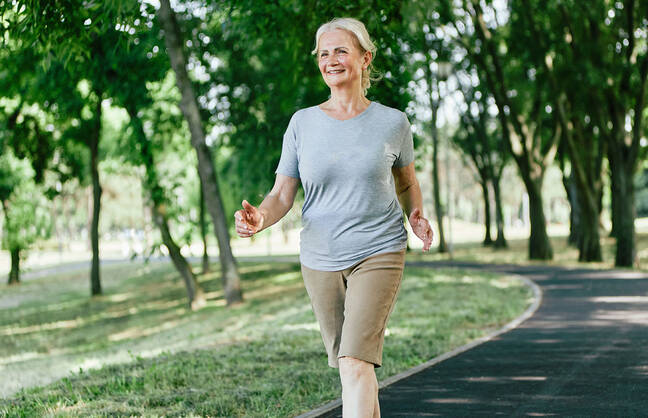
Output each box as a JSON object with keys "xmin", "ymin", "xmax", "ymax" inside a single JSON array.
[{"xmin": 323, "ymin": 77, "xmax": 355, "ymax": 88}]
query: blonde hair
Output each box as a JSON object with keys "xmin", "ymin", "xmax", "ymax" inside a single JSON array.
[{"xmin": 311, "ymin": 17, "xmax": 381, "ymax": 96}]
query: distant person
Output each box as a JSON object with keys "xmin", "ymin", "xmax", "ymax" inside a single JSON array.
[{"xmin": 234, "ymin": 17, "xmax": 433, "ymax": 417}]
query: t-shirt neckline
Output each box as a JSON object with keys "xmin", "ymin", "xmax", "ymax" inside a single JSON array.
[{"xmin": 316, "ymin": 101, "xmax": 375, "ymax": 123}]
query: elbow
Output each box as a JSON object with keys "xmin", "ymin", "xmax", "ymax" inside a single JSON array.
[
  {"xmin": 396, "ymin": 181, "xmax": 416, "ymax": 197},
  {"xmin": 277, "ymin": 191, "xmax": 296, "ymax": 213}
]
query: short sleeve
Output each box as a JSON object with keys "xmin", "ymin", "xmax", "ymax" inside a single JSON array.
[
  {"xmin": 275, "ymin": 113, "xmax": 300, "ymax": 179},
  {"xmin": 393, "ymin": 112, "xmax": 414, "ymax": 168}
]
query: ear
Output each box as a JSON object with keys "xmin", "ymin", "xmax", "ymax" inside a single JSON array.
[{"xmin": 363, "ymin": 50, "xmax": 373, "ymax": 68}]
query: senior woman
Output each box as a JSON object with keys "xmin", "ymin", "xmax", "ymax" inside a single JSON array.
[{"xmin": 234, "ymin": 17, "xmax": 433, "ymax": 418}]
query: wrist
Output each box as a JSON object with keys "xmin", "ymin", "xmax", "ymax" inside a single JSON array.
[{"xmin": 258, "ymin": 208, "xmax": 267, "ymax": 231}]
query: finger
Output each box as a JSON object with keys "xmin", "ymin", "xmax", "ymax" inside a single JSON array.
[
  {"xmin": 236, "ymin": 224, "xmax": 251, "ymax": 233},
  {"xmin": 424, "ymin": 230, "xmax": 432, "ymax": 248},
  {"xmin": 236, "ymin": 228, "xmax": 253, "ymax": 237},
  {"xmin": 234, "ymin": 216, "xmax": 249, "ymax": 229},
  {"xmin": 242, "ymin": 199, "xmax": 256, "ymax": 214}
]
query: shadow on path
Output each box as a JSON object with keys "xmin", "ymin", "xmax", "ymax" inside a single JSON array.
[{"xmin": 319, "ymin": 261, "xmax": 648, "ymax": 416}]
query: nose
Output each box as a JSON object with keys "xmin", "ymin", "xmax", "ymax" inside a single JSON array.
[{"xmin": 320, "ymin": 51, "xmax": 340, "ymax": 64}]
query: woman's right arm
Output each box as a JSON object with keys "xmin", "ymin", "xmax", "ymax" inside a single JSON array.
[{"xmin": 234, "ymin": 174, "xmax": 300, "ymax": 238}]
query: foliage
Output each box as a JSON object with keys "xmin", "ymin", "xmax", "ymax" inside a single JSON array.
[
  {"xmin": 1, "ymin": 0, "xmax": 647, "ymax": 273},
  {"xmin": 0, "ymin": 152, "xmax": 51, "ymax": 253}
]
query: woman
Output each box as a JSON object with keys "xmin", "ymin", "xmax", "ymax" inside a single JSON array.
[{"xmin": 234, "ymin": 17, "xmax": 433, "ymax": 418}]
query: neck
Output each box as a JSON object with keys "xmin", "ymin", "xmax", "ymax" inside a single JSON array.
[{"xmin": 327, "ymin": 87, "xmax": 369, "ymax": 111}]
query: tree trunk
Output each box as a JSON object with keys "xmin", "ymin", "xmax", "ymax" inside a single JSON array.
[
  {"xmin": 568, "ymin": 165, "xmax": 603, "ymax": 262},
  {"xmin": 523, "ymin": 177, "xmax": 553, "ymax": 260},
  {"xmin": 480, "ymin": 180, "xmax": 493, "ymax": 246},
  {"xmin": 152, "ymin": 205, "xmax": 206, "ymax": 310},
  {"xmin": 128, "ymin": 107, "xmax": 206, "ymax": 309},
  {"xmin": 430, "ymin": 105, "xmax": 448, "ymax": 253},
  {"xmin": 563, "ymin": 172, "xmax": 581, "ymax": 247},
  {"xmin": 576, "ymin": 193, "xmax": 602, "ymax": 262},
  {"xmin": 421, "ymin": 42, "xmax": 448, "ymax": 255},
  {"xmin": 157, "ymin": 0, "xmax": 242, "ymax": 305},
  {"xmin": 609, "ymin": 179, "xmax": 618, "ymax": 238},
  {"xmin": 4, "ymin": 197, "xmax": 20, "ymax": 285},
  {"xmin": 492, "ymin": 175, "xmax": 507, "ymax": 248},
  {"xmin": 1, "ymin": 200, "xmax": 20, "ymax": 285},
  {"xmin": 609, "ymin": 148, "xmax": 637, "ymax": 267},
  {"xmin": 200, "ymin": 179, "xmax": 209, "ymax": 274},
  {"xmin": 89, "ymin": 95, "xmax": 102, "ymax": 296},
  {"xmin": 8, "ymin": 247, "xmax": 20, "ymax": 285}
]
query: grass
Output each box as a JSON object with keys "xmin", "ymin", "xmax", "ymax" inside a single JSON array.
[
  {"xmin": 408, "ymin": 232, "xmax": 648, "ymax": 271},
  {"xmin": 0, "ymin": 257, "xmax": 532, "ymax": 417}
]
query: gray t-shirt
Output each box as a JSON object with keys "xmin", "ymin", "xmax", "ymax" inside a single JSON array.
[{"xmin": 275, "ymin": 101, "xmax": 414, "ymax": 271}]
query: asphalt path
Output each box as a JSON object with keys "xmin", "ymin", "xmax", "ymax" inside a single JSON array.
[{"xmin": 317, "ymin": 261, "xmax": 648, "ymax": 417}]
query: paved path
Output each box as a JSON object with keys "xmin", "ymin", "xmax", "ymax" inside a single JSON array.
[{"xmin": 318, "ymin": 261, "xmax": 648, "ymax": 416}]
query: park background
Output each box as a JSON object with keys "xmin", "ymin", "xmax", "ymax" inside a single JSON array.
[{"xmin": 0, "ymin": 0, "xmax": 647, "ymax": 416}]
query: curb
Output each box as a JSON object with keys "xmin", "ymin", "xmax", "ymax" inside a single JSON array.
[{"xmin": 295, "ymin": 273, "xmax": 543, "ymax": 418}]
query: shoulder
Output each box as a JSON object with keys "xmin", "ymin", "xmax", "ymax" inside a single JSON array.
[
  {"xmin": 371, "ymin": 102, "xmax": 410, "ymax": 126},
  {"xmin": 370, "ymin": 102, "xmax": 411, "ymax": 135},
  {"xmin": 286, "ymin": 106, "xmax": 318, "ymax": 127}
]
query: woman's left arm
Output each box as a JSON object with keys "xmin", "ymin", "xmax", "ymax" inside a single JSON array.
[{"xmin": 392, "ymin": 162, "xmax": 434, "ymax": 251}]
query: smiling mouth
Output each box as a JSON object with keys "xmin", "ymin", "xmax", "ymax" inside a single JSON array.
[{"xmin": 327, "ymin": 69, "xmax": 345, "ymax": 74}]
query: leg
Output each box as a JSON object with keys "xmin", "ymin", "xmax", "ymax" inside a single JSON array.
[
  {"xmin": 337, "ymin": 250, "xmax": 405, "ymax": 416},
  {"xmin": 338, "ymin": 250, "xmax": 406, "ymax": 368},
  {"xmin": 300, "ymin": 264, "xmax": 346, "ymax": 367},
  {"xmin": 373, "ymin": 378, "xmax": 380, "ymax": 418},
  {"xmin": 339, "ymin": 356, "xmax": 379, "ymax": 418}
]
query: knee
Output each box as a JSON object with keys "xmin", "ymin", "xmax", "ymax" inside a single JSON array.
[{"xmin": 339, "ymin": 356, "xmax": 374, "ymax": 383}]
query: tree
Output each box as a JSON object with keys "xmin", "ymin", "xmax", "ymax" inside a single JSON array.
[
  {"xmin": 156, "ymin": 0, "xmax": 242, "ymax": 305},
  {"xmin": 0, "ymin": 152, "xmax": 50, "ymax": 284},
  {"xmin": 454, "ymin": 81, "xmax": 508, "ymax": 248},
  {"xmin": 513, "ymin": 0, "xmax": 605, "ymax": 262},
  {"xmin": 126, "ymin": 105, "xmax": 206, "ymax": 309},
  {"xmin": 440, "ymin": 0, "xmax": 560, "ymax": 260},
  {"xmin": 576, "ymin": 0, "xmax": 647, "ymax": 267},
  {"xmin": 0, "ymin": 1, "xmax": 126, "ymax": 295},
  {"xmin": 92, "ymin": 7, "xmax": 209, "ymax": 309},
  {"xmin": 421, "ymin": 31, "xmax": 450, "ymax": 253}
]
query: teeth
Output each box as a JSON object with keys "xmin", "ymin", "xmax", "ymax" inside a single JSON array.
[{"xmin": 328, "ymin": 70, "xmax": 344, "ymax": 73}]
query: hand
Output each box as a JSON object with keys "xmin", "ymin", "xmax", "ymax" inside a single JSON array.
[
  {"xmin": 234, "ymin": 200, "xmax": 265, "ymax": 238},
  {"xmin": 409, "ymin": 208, "xmax": 433, "ymax": 252}
]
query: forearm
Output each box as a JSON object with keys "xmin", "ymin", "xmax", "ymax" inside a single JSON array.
[
  {"xmin": 397, "ymin": 180, "xmax": 424, "ymax": 220},
  {"xmin": 257, "ymin": 193, "xmax": 292, "ymax": 232}
]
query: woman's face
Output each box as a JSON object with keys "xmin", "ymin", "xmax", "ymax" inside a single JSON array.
[{"xmin": 317, "ymin": 29, "xmax": 371, "ymax": 92}]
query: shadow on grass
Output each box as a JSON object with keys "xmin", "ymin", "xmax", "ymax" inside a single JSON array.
[{"xmin": 1, "ymin": 262, "xmax": 303, "ymax": 357}]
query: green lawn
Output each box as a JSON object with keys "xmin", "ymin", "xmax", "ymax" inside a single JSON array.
[{"xmin": 0, "ymin": 257, "xmax": 532, "ymax": 417}]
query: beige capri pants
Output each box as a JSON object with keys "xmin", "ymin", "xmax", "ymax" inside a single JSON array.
[{"xmin": 300, "ymin": 248, "xmax": 406, "ymax": 368}]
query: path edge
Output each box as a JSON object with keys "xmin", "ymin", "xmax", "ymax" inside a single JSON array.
[{"xmin": 295, "ymin": 273, "xmax": 543, "ymax": 418}]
